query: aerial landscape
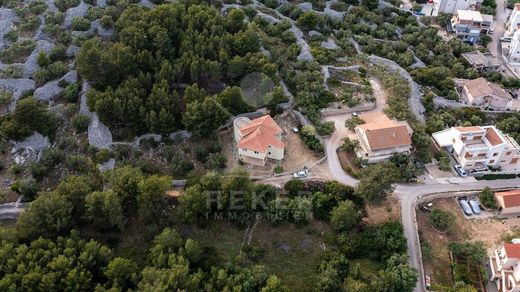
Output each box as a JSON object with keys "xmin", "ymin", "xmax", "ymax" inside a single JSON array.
[{"xmin": 3, "ymin": 0, "xmax": 520, "ymax": 290}]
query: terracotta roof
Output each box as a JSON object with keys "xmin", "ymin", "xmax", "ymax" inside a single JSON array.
[
  {"xmin": 485, "ymin": 127, "xmax": 504, "ymax": 146},
  {"xmin": 496, "ymin": 189, "xmax": 520, "ymax": 208},
  {"xmin": 357, "ymin": 112, "xmax": 412, "ymax": 151},
  {"xmin": 515, "ymin": 3, "xmax": 520, "ymax": 10},
  {"xmin": 455, "ymin": 126, "xmax": 484, "ymax": 133},
  {"xmin": 237, "ymin": 115, "xmax": 284, "ymax": 153},
  {"xmin": 504, "ymin": 243, "xmax": 520, "ymax": 259},
  {"xmin": 464, "ymin": 78, "xmax": 511, "ymax": 100}
]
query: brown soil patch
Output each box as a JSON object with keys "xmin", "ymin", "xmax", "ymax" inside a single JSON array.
[{"xmin": 364, "ymin": 195, "xmax": 400, "ymax": 225}]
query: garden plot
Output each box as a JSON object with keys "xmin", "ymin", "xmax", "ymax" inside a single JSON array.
[{"xmin": 326, "ymin": 68, "xmax": 375, "ymax": 108}]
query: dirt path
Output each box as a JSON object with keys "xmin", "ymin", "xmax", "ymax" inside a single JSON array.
[{"xmin": 369, "ymin": 78, "xmax": 388, "ymax": 113}]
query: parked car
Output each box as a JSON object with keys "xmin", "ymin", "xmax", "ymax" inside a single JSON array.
[
  {"xmin": 292, "ymin": 127, "xmax": 299, "ymax": 133},
  {"xmin": 293, "ymin": 169, "xmax": 308, "ymax": 179},
  {"xmin": 419, "ymin": 205, "xmax": 432, "ymax": 213},
  {"xmin": 508, "ymin": 89, "xmax": 519, "ymax": 99},
  {"xmin": 501, "ymin": 36, "xmax": 512, "ymax": 42},
  {"xmin": 352, "ymin": 112, "xmax": 358, "ymax": 117},
  {"xmin": 459, "ymin": 199, "xmax": 473, "ymax": 216},
  {"xmin": 469, "ymin": 199, "xmax": 481, "ymax": 215},
  {"xmin": 454, "ymin": 165, "xmax": 468, "ymax": 177}
]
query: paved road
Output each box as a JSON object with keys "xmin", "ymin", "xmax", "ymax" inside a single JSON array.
[
  {"xmin": 490, "ymin": 0, "xmax": 508, "ymax": 57},
  {"xmin": 395, "ymin": 179, "xmax": 520, "ymax": 292}
]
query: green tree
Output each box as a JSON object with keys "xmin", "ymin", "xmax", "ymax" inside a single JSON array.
[
  {"xmin": 106, "ymin": 166, "xmax": 144, "ymax": 214},
  {"xmin": 105, "ymin": 257, "xmax": 138, "ymax": 290},
  {"xmin": 428, "ymin": 208, "xmax": 456, "ymax": 233},
  {"xmin": 479, "ymin": 187, "xmax": 497, "ymax": 209},
  {"xmin": 178, "ymin": 184, "xmax": 210, "ymax": 223},
  {"xmin": 330, "ymin": 200, "xmax": 361, "ymax": 232},
  {"xmin": 85, "ymin": 190, "xmax": 125, "ymax": 231},
  {"xmin": 355, "ymin": 163, "xmax": 398, "ymax": 205},
  {"xmin": 381, "ymin": 254, "xmax": 418, "ymax": 292},
  {"xmin": 17, "ymin": 192, "xmax": 73, "ymax": 239},
  {"xmin": 137, "ymin": 175, "xmax": 170, "ymax": 224}
]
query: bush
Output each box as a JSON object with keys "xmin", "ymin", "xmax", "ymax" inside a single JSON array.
[
  {"xmin": 4, "ymin": 30, "xmax": 18, "ymax": 42},
  {"xmin": 95, "ymin": 149, "xmax": 112, "ymax": 163},
  {"xmin": 316, "ymin": 121, "xmax": 335, "ymax": 136},
  {"xmin": 479, "ymin": 187, "xmax": 497, "ymax": 209},
  {"xmin": 205, "ymin": 153, "xmax": 226, "ymax": 169},
  {"xmin": 54, "ymin": 0, "xmax": 80, "ymax": 12},
  {"xmin": 300, "ymin": 125, "xmax": 324, "ymax": 153},
  {"xmin": 41, "ymin": 148, "xmax": 65, "ymax": 168},
  {"xmin": 428, "ymin": 208, "xmax": 455, "ymax": 233},
  {"xmin": 330, "ymin": 200, "xmax": 360, "ymax": 231},
  {"xmin": 274, "ymin": 165, "xmax": 283, "ymax": 174},
  {"xmin": 45, "ymin": 10, "xmax": 65, "ymax": 25},
  {"xmin": 345, "ymin": 116, "xmax": 364, "ymax": 131},
  {"xmin": 62, "ymin": 83, "xmax": 81, "ymax": 102},
  {"xmin": 100, "ymin": 15, "xmax": 114, "ymax": 28},
  {"xmin": 0, "ymin": 40, "xmax": 37, "ymax": 63},
  {"xmin": 33, "ymin": 61, "xmax": 68, "ymax": 86},
  {"xmin": 65, "ymin": 155, "xmax": 92, "ymax": 173},
  {"xmin": 12, "ymin": 178, "xmax": 40, "ymax": 202},
  {"xmin": 30, "ymin": 162, "xmax": 48, "ymax": 181},
  {"xmin": 8, "ymin": 164, "xmax": 24, "ymax": 175},
  {"xmin": 0, "ymin": 97, "xmax": 60, "ymax": 140},
  {"xmin": 72, "ymin": 114, "xmax": 90, "ymax": 132},
  {"xmin": 71, "ymin": 17, "xmax": 91, "ymax": 31}
]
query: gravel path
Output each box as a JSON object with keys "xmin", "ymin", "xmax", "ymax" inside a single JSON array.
[{"xmin": 369, "ymin": 54, "xmax": 426, "ymax": 122}]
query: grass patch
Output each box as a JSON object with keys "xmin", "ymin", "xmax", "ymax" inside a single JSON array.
[{"xmin": 189, "ymin": 219, "xmax": 333, "ymax": 291}]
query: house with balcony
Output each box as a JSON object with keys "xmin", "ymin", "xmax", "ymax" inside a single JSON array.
[
  {"xmin": 507, "ymin": 3, "xmax": 520, "ymax": 36},
  {"xmin": 460, "ymin": 78, "xmax": 513, "ymax": 111},
  {"xmin": 354, "ymin": 112, "xmax": 413, "ymax": 163},
  {"xmin": 450, "ymin": 10, "xmax": 493, "ymax": 44},
  {"xmin": 489, "ymin": 242, "xmax": 520, "ymax": 292},
  {"xmin": 432, "ymin": 126, "xmax": 520, "ymax": 173},
  {"xmin": 233, "ymin": 115, "xmax": 284, "ymax": 166}
]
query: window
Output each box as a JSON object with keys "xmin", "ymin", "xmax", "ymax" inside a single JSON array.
[
  {"xmin": 452, "ymin": 138, "xmax": 456, "ymax": 143},
  {"xmin": 461, "ymin": 136, "xmax": 467, "ymax": 142},
  {"xmin": 493, "ymin": 153, "xmax": 498, "ymax": 156},
  {"xmin": 512, "ymin": 158, "xmax": 519, "ymax": 164},
  {"xmin": 506, "ymin": 151, "xmax": 512, "ymax": 155},
  {"xmin": 254, "ymin": 151, "xmax": 258, "ymax": 154},
  {"xmin": 490, "ymin": 160, "xmax": 495, "ymax": 164}
]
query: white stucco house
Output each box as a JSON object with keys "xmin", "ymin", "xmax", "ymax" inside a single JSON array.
[
  {"xmin": 461, "ymin": 78, "xmax": 513, "ymax": 111},
  {"xmin": 432, "ymin": 126, "xmax": 520, "ymax": 173},
  {"xmin": 490, "ymin": 242, "xmax": 520, "ymax": 292},
  {"xmin": 233, "ymin": 115, "xmax": 284, "ymax": 166}
]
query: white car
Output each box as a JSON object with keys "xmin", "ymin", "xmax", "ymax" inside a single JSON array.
[
  {"xmin": 293, "ymin": 169, "xmax": 308, "ymax": 178},
  {"xmin": 454, "ymin": 165, "xmax": 468, "ymax": 177},
  {"xmin": 292, "ymin": 127, "xmax": 299, "ymax": 133}
]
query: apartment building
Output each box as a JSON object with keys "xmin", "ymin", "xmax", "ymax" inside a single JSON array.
[
  {"xmin": 461, "ymin": 78, "xmax": 512, "ymax": 110},
  {"xmin": 450, "ymin": 10, "xmax": 493, "ymax": 44},
  {"xmin": 354, "ymin": 112, "xmax": 413, "ymax": 163},
  {"xmin": 507, "ymin": 4, "xmax": 520, "ymax": 36},
  {"xmin": 489, "ymin": 243, "xmax": 520, "ymax": 292},
  {"xmin": 432, "ymin": 0, "xmax": 483, "ymax": 16},
  {"xmin": 509, "ymin": 29, "xmax": 520, "ymax": 65},
  {"xmin": 233, "ymin": 115, "xmax": 284, "ymax": 166},
  {"xmin": 432, "ymin": 126, "xmax": 520, "ymax": 173}
]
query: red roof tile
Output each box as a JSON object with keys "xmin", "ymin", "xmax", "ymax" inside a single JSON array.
[
  {"xmin": 496, "ymin": 189, "xmax": 520, "ymax": 208},
  {"xmin": 504, "ymin": 243, "xmax": 520, "ymax": 259},
  {"xmin": 238, "ymin": 115, "xmax": 284, "ymax": 153}
]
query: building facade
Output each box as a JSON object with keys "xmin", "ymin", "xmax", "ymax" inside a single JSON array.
[
  {"xmin": 233, "ymin": 115, "xmax": 284, "ymax": 166},
  {"xmin": 450, "ymin": 10, "xmax": 493, "ymax": 44},
  {"xmin": 495, "ymin": 190, "xmax": 520, "ymax": 214},
  {"xmin": 509, "ymin": 30, "xmax": 520, "ymax": 65},
  {"xmin": 507, "ymin": 4, "xmax": 520, "ymax": 36},
  {"xmin": 354, "ymin": 112, "xmax": 413, "ymax": 163},
  {"xmin": 489, "ymin": 243, "xmax": 520, "ymax": 292},
  {"xmin": 432, "ymin": 126, "xmax": 520, "ymax": 173}
]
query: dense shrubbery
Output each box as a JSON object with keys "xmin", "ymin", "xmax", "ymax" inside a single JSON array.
[
  {"xmin": 0, "ymin": 97, "xmax": 60, "ymax": 140},
  {"xmin": 77, "ymin": 5, "xmax": 276, "ymax": 137},
  {"xmin": 0, "ymin": 40, "xmax": 36, "ymax": 63}
]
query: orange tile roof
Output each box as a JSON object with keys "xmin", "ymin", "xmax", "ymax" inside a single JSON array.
[
  {"xmin": 504, "ymin": 243, "xmax": 520, "ymax": 259},
  {"xmin": 238, "ymin": 115, "xmax": 284, "ymax": 153},
  {"xmin": 357, "ymin": 112, "xmax": 412, "ymax": 151},
  {"xmin": 515, "ymin": 3, "xmax": 520, "ymax": 10},
  {"xmin": 485, "ymin": 127, "xmax": 504, "ymax": 146},
  {"xmin": 496, "ymin": 189, "xmax": 520, "ymax": 208}
]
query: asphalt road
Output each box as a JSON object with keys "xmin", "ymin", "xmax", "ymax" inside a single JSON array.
[{"xmin": 490, "ymin": 0, "xmax": 507, "ymax": 57}]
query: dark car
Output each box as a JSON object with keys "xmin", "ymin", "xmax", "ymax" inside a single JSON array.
[{"xmin": 419, "ymin": 205, "xmax": 432, "ymax": 213}]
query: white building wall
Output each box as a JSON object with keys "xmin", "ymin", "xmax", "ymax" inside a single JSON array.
[
  {"xmin": 508, "ymin": 8, "xmax": 520, "ymax": 35},
  {"xmin": 509, "ymin": 30, "xmax": 520, "ymax": 64},
  {"xmin": 434, "ymin": 0, "xmax": 483, "ymax": 15}
]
